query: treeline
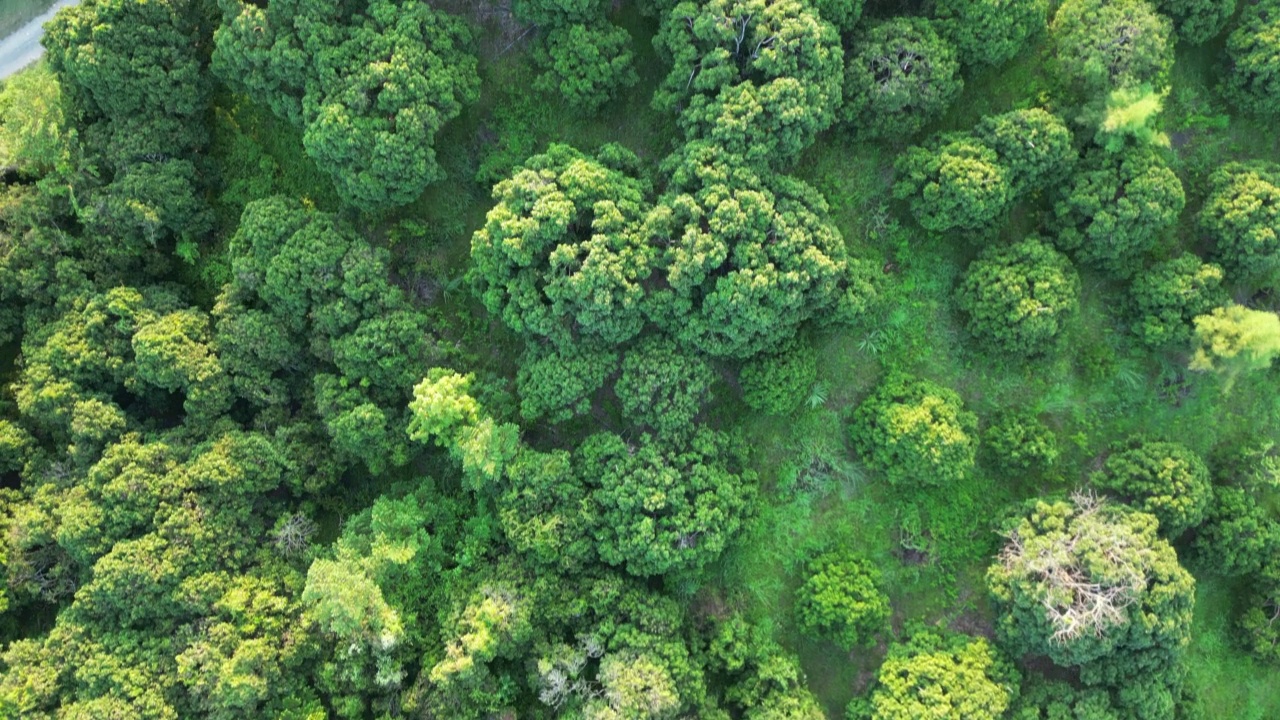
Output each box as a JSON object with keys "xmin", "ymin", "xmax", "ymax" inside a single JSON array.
[{"xmin": 0, "ymin": 0, "xmax": 1277, "ymax": 719}]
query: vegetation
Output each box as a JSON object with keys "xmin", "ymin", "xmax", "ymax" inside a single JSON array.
[{"xmin": 0, "ymin": 0, "xmax": 1278, "ymax": 717}]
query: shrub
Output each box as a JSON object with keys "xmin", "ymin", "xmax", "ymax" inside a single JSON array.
[
  {"xmin": 795, "ymin": 553, "xmax": 890, "ymax": 650},
  {"xmin": 739, "ymin": 336, "xmax": 817, "ymax": 416},
  {"xmin": 984, "ymin": 413, "xmax": 1059, "ymax": 475},
  {"xmin": 849, "ymin": 374, "xmax": 977, "ymax": 487}
]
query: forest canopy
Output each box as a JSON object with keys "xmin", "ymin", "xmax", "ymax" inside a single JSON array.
[{"xmin": 0, "ymin": 0, "xmax": 1279, "ymax": 718}]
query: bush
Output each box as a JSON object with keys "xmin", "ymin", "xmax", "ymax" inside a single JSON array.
[
  {"xmin": 1129, "ymin": 254, "xmax": 1228, "ymax": 348},
  {"xmin": 984, "ymin": 413, "xmax": 1059, "ymax": 475},
  {"xmin": 842, "ymin": 17, "xmax": 963, "ymax": 141},
  {"xmin": 739, "ymin": 336, "xmax": 817, "ymax": 416},
  {"xmin": 1236, "ymin": 559, "xmax": 1280, "ymax": 664},
  {"xmin": 849, "ymin": 374, "xmax": 977, "ymax": 487},
  {"xmin": 1199, "ymin": 161, "xmax": 1280, "ymax": 277},
  {"xmin": 795, "ymin": 553, "xmax": 890, "ymax": 650},
  {"xmin": 1091, "ymin": 437, "xmax": 1212, "ymax": 538},
  {"xmin": 956, "ymin": 239, "xmax": 1080, "ymax": 357}
]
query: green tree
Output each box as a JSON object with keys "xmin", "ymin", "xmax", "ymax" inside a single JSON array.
[
  {"xmin": 1236, "ymin": 560, "xmax": 1280, "ymax": 663},
  {"xmin": 1189, "ymin": 305, "xmax": 1280, "ymax": 385},
  {"xmin": 1050, "ymin": 0, "xmax": 1174, "ymax": 95},
  {"xmin": 0, "ymin": 64, "xmax": 68, "ymax": 176},
  {"xmin": 615, "ymin": 337, "xmax": 716, "ymax": 437},
  {"xmin": 955, "ymin": 238, "xmax": 1080, "ymax": 357},
  {"xmin": 739, "ymin": 335, "xmax": 817, "ymax": 416},
  {"xmin": 1053, "ymin": 147, "xmax": 1184, "ymax": 277},
  {"xmin": 852, "ymin": 625, "xmax": 1019, "ymax": 720},
  {"xmin": 534, "ymin": 23, "xmax": 638, "ymax": 112},
  {"xmin": 973, "ymin": 108, "xmax": 1076, "ymax": 195},
  {"xmin": 653, "ymin": 0, "xmax": 844, "ymax": 167},
  {"xmin": 512, "ymin": 0, "xmax": 611, "ymax": 25},
  {"xmin": 1009, "ymin": 677, "xmax": 1120, "ymax": 719},
  {"xmin": 849, "ymin": 374, "xmax": 978, "ymax": 487},
  {"xmin": 214, "ymin": 0, "xmax": 480, "ymax": 209},
  {"xmin": 470, "ymin": 143, "xmax": 653, "ymax": 348},
  {"xmin": 1199, "ymin": 161, "xmax": 1280, "ymax": 276},
  {"xmin": 1091, "ymin": 437, "xmax": 1212, "ymax": 538},
  {"xmin": 577, "ymin": 428, "xmax": 756, "ymax": 576},
  {"xmin": 795, "ymin": 553, "xmax": 890, "ymax": 650},
  {"xmin": 1222, "ymin": 0, "xmax": 1280, "ymax": 117},
  {"xmin": 842, "ymin": 17, "xmax": 963, "ymax": 140},
  {"xmin": 516, "ymin": 342, "xmax": 618, "ymax": 424},
  {"xmin": 1129, "ymin": 254, "xmax": 1229, "ymax": 348},
  {"xmin": 645, "ymin": 144, "xmax": 875, "ymax": 358},
  {"xmin": 1190, "ymin": 485, "xmax": 1280, "ymax": 576},
  {"xmin": 812, "ymin": 0, "xmax": 864, "ymax": 33},
  {"xmin": 935, "ymin": 0, "xmax": 1049, "ymax": 67},
  {"xmin": 1155, "ymin": 0, "xmax": 1235, "ymax": 44},
  {"xmin": 988, "ymin": 493, "xmax": 1195, "ymax": 693},
  {"xmin": 894, "ymin": 135, "xmax": 1014, "ymax": 232}
]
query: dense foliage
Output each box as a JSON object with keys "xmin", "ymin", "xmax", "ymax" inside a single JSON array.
[{"xmin": 2, "ymin": 0, "xmax": 1280, "ymax": 716}]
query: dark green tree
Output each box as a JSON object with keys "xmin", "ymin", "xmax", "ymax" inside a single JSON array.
[
  {"xmin": 1053, "ymin": 147, "xmax": 1185, "ymax": 277},
  {"xmin": 615, "ymin": 337, "xmax": 716, "ymax": 437},
  {"xmin": 653, "ymin": 0, "xmax": 845, "ymax": 167},
  {"xmin": 894, "ymin": 135, "xmax": 1014, "ymax": 232},
  {"xmin": 1199, "ymin": 161, "xmax": 1280, "ymax": 276},
  {"xmin": 1190, "ymin": 485, "xmax": 1280, "ymax": 576},
  {"xmin": 645, "ymin": 144, "xmax": 875, "ymax": 359},
  {"xmin": 213, "ymin": 0, "xmax": 480, "ymax": 209},
  {"xmin": 935, "ymin": 0, "xmax": 1049, "ymax": 67},
  {"xmin": 842, "ymin": 17, "xmax": 963, "ymax": 141},
  {"xmin": 470, "ymin": 143, "xmax": 653, "ymax": 348},
  {"xmin": 739, "ymin": 335, "xmax": 817, "ymax": 416},
  {"xmin": 516, "ymin": 342, "xmax": 618, "ymax": 424},
  {"xmin": 973, "ymin": 108, "xmax": 1076, "ymax": 194},
  {"xmin": 984, "ymin": 412, "xmax": 1060, "ymax": 475},
  {"xmin": 577, "ymin": 429, "xmax": 756, "ymax": 577},
  {"xmin": 534, "ymin": 23, "xmax": 638, "ymax": 113},
  {"xmin": 1155, "ymin": 0, "xmax": 1235, "ymax": 45},
  {"xmin": 1091, "ymin": 437, "xmax": 1212, "ymax": 538},
  {"xmin": 956, "ymin": 238, "xmax": 1080, "ymax": 357},
  {"xmin": 1129, "ymin": 254, "xmax": 1229, "ymax": 348},
  {"xmin": 1223, "ymin": 0, "xmax": 1280, "ymax": 117},
  {"xmin": 1050, "ymin": 0, "xmax": 1174, "ymax": 95}
]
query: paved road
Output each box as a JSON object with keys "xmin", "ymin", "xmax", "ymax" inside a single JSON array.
[{"xmin": 0, "ymin": 1, "xmax": 76, "ymax": 80}]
